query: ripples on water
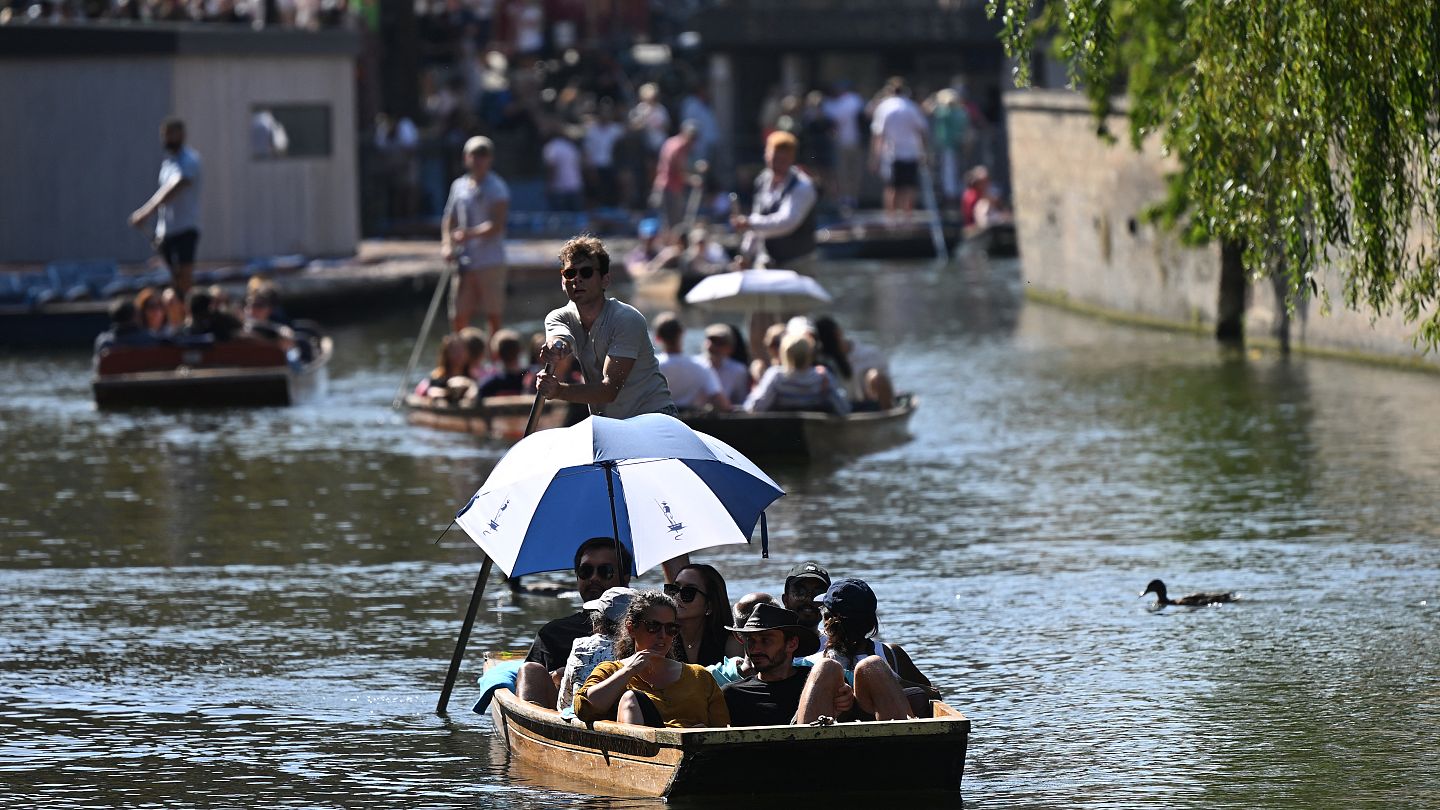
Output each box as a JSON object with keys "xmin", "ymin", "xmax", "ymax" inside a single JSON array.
[{"xmin": 2, "ymin": 256, "xmax": 1439, "ymax": 808}]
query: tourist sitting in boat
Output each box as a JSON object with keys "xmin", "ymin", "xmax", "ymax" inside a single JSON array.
[
  {"xmin": 668, "ymin": 563, "xmax": 744, "ymax": 666},
  {"xmin": 241, "ymin": 287, "xmax": 297, "ymax": 349},
  {"xmin": 704, "ymin": 592, "xmax": 785, "ymax": 688},
  {"xmin": 94, "ymin": 299, "xmax": 161, "ymax": 354},
  {"xmin": 699, "ymin": 323, "xmax": 752, "ymax": 405},
  {"xmin": 133, "ymin": 287, "xmax": 174, "ymax": 340},
  {"xmin": 721, "ymin": 603, "xmax": 825, "ymax": 727},
  {"xmin": 748, "ymin": 322, "xmax": 787, "ymax": 385},
  {"xmin": 246, "ymin": 276, "xmax": 293, "ymax": 327},
  {"xmin": 653, "ymin": 313, "xmax": 729, "ymax": 411},
  {"xmin": 961, "ymin": 165, "xmax": 1012, "ymax": 228},
  {"xmin": 417, "ymin": 333, "xmax": 476, "ymax": 403},
  {"xmin": 574, "ymin": 590, "xmax": 730, "ymax": 728},
  {"xmin": 796, "ymin": 578, "xmax": 933, "ymax": 722},
  {"xmin": 179, "ymin": 289, "xmax": 242, "ymax": 343},
  {"xmin": 781, "ymin": 561, "xmax": 830, "ymax": 637},
  {"xmin": 743, "ymin": 332, "xmax": 850, "ymax": 415},
  {"xmin": 516, "ymin": 538, "xmax": 632, "ymax": 708},
  {"xmin": 458, "ymin": 326, "xmax": 492, "ymax": 380},
  {"xmin": 556, "ymin": 586, "xmax": 639, "ymax": 712},
  {"xmin": 476, "ymin": 329, "xmax": 531, "ymax": 398},
  {"xmin": 813, "ymin": 315, "xmax": 895, "ymax": 411},
  {"xmin": 160, "ymin": 287, "xmax": 188, "ymax": 331}
]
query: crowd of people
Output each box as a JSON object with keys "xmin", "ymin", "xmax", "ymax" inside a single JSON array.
[
  {"xmin": 1, "ymin": 0, "xmax": 356, "ymax": 28},
  {"xmin": 515, "ymin": 538, "xmax": 937, "ymax": 729},
  {"xmin": 93, "ymin": 277, "xmax": 308, "ymax": 360}
]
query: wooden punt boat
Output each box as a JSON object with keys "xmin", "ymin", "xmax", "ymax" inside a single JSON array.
[
  {"xmin": 680, "ymin": 393, "xmax": 917, "ymax": 458},
  {"xmin": 92, "ymin": 336, "xmax": 331, "ymax": 408},
  {"xmin": 487, "ymin": 681, "xmax": 969, "ymax": 799},
  {"xmin": 401, "ymin": 393, "xmax": 570, "ymax": 441}
]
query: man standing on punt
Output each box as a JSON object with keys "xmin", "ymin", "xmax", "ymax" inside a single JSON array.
[
  {"xmin": 129, "ymin": 117, "xmax": 201, "ymax": 295},
  {"xmin": 536, "ymin": 235, "xmax": 685, "ymax": 579},
  {"xmin": 536, "ymin": 235, "xmax": 675, "ymax": 420}
]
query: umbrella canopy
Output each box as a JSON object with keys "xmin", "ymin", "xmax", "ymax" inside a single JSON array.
[
  {"xmin": 684, "ymin": 269, "xmax": 832, "ymax": 313},
  {"xmin": 455, "ymin": 413, "xmax": 783, "ymax": 577}
]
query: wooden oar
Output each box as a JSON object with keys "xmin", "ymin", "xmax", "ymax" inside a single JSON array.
[{"xmin": 435, "ymin": 362, "xmax": 552, "ymax": 714}]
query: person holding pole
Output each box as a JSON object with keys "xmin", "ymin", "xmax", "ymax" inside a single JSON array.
[
  {"xmin": 129, "ymin": 117, "xmax": 202, "ymax": 295},
  {"xmin": 441, "ymin": 136, "xmax": 510, "ymax": 335},
  {"xmin": 536, "ymin": 235, "xmax": 688, "ymax": 580}
]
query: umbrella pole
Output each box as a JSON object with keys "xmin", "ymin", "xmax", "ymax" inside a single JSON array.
[{"xmin": 436, "ymin": 391, "xmax": 549, "ymax": 715}]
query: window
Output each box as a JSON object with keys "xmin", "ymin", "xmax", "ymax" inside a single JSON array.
[{"xmin": 251, "ymin": 104, "xmax": 331, "ymax": 159}]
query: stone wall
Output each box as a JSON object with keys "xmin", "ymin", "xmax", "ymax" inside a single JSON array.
[{"xmin": 1005, "ymin": 89, "xmax": 1437, "ymax": 367}]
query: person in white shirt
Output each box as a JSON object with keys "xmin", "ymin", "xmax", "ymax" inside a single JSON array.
[
  {"xmin": 821, "ymin": 81, "xmax": 866, "ymax": 213},
  {"xmin": 582, "ymin": 104, "xmax": 625, "ymax": 207},
  {"xmin": 698, "ymin": 323, "xmax": 752, "ymax": 405},
  {"xmin": 731, "ymin": 131, "xmax": 818, "ymax": 267},
  {"xmin": 652, "ymin": 312, "xmax": 729, "ymax": 411},
  {"xmin": 542, "ymin": 129, "xmax": 585, "ymax": 211},
  {"xmin": 869, "ymin": 79, "xmax": 930, "ymax": 218}
]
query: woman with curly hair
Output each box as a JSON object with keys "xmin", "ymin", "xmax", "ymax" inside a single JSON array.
[{"xmin": 574, "ymin": 590, "xmax": 730, "ymax": 728}]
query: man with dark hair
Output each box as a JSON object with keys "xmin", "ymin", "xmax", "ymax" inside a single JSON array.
[
  {"xmin": 536, "ymin": 235, "xmax": 676, "ymax": 421},
  {"xmin": 652, "ymin": 312, "xmax": 727, "ymax": 411},
  {"xmin": 781, "ymin": 561, "xmax": 831, "ymax": 635},
  {"xmin": 442, "ymin": 135, "xmax": 510, "ymax": 334},
  {"xmin": 869, "ymin": 80, "xmax": 930, "ymax": 218},
  {"xmin": 129, "ymin": 117, "xmax": 202, "ymax": 294},
  {"xmin": 721, "ymin": 603, "xmax": 825, "ymax": 726},
  {"xmin": 516, "ymin": 537, "xmax": 632, "ymax": 707}
]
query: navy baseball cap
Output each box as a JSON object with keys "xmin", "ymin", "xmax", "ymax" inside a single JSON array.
[{"xmin": 815, "ymin": 577, "xmax": 876, "ymax": 619}]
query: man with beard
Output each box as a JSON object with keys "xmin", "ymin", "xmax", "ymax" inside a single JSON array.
[
  {"xmin": 720, "ymin": 604, "xmax": 827, "ymax": 726},
  {"xmin": 781, "ymin": 561, "xmax": 830, "ymax": 640}
]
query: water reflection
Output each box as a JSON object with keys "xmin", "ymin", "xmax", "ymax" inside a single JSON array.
[{"xmin": 2, "ymin": 255, "xmax": 1439, "ymax": 807}]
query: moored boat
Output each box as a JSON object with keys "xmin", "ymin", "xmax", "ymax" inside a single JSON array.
[
  {"xmin": 92, "ymin": 335, "xmax": 331, "ymax": 408},
  {"xmin": 401, "ymin": 393, "xmax": 570, "ymax": 441},
  {"xmin": 816, "ymin": 214, "xmax": 961, "ymax": 260},
  {"xmin": 680, "ymin": 393, "xmax": 917, "ymax": 457},
  {"xmin": 486, "ymin": 677, "xmax": 969, "ymax": 798}
]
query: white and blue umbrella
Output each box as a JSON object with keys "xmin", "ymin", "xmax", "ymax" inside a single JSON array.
[{"xmin": 455, "ymin": 413, "xmax": 783, "ymax": 577}]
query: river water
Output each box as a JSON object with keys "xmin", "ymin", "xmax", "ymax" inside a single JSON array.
[{"xmin": 2, "ymin": 254, "xmax": 1438, "ymax": 809}]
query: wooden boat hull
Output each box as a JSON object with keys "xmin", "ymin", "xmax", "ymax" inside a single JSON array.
[
  {"xmin": 402, "ymin": 393, "xmax": 569, "ymax": 441},
  {"xmin": 488, "ymin": 684, "xmax": 968, "ymax": 798},
  {"xmin": 91, "ymin": 337, "xmax": 331, "ymax": 408},
  {"xmin": 681, "ymin": 394, "xmax": 917, "ymax": 457}
]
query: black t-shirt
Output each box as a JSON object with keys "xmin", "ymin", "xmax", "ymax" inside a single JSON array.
[
  {"xmin": 722, "ymin": 668, "xmax": 811, "ymax": 727},
  {"xmin": 524, "ymin": 610, "xmax": 593, "ymax": 672}
]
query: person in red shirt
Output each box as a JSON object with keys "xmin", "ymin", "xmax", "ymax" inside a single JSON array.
[{"xmin": 650, "ymin": 121, "xmax": 698, "ymax": 232}]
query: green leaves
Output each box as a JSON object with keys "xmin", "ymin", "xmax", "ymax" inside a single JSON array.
[{"xmin": 992, "ymin": 0, "xmax": 1440, "ymax": 349}]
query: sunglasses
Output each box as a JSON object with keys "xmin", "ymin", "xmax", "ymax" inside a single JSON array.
[
  {"xmin": 637, "ymin": 619, "xmax": 682, "ymax": 637},
  {"xmin": 561, "ymin": 265, "xmax": 598, "ymax": 280},
  {"xmin": 576, "ymin": 563, "xmax": 618, "ymax": 581},
  {"xmin": 664, "ymin": 583, "xmax": 708, "ymax": 604}
]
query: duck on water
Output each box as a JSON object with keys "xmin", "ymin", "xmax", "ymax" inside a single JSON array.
[{"xmin": 1141, "ymin": 579, "xmax": 1237, "ymax": 608}]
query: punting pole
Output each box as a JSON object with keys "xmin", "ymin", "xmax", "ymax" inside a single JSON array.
[
  {"xmin": 392, "ymin": 260, "xmax": 456, "ymax": 409},
  {"xmin": 436, "ymin": 376, "xmax": 551, "ymax": 714},
  {"xmin": 918, "ymin": 161, "xmax": 949, "ymax": 263}
]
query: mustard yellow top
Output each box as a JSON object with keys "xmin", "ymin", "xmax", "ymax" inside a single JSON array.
[{"xmin": 574, "ymin": 659, "xmax": 731, "ymax": 728}]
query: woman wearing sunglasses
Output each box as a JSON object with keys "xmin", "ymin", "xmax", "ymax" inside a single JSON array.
[
  {"xmin": 574, "ymin": 591, "xmax": 730, "ymax": 728},
  {"xmin": 667, "ymin": 563, "xmax": 744, "ymax": 666}
]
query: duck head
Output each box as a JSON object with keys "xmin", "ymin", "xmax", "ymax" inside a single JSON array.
[{"xmin": 1140, "ymin": 579, "xmax": 1168, "ymax": 601}]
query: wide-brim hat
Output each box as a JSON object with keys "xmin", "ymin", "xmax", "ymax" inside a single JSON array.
[
  {"xmin": 724, "ymin": 602, "xmax": 820, "ymax": 657},
  {"xmin": 582, "ymin": 586, "xmax": 640, "ymax": 622}
]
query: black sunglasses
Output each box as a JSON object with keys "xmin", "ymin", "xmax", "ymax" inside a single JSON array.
[
  {"xmin": 576, "ymin": 563, "xmax": 618, "ymax": 581},
  {"xmin": 664, "ymin": 583, "xmax": 708, "ymax": 604},
  {"xmin": 561, "ymin": 265, "xmax": 598, "ymax": 280},
  {"xmin": 637, "ymin": 619, "xmax": 682, "ymax": 637}
]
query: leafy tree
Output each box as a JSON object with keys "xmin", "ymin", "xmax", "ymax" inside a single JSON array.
[{"xmin": 989, "ymin": 0, "xmax": 1440, "ymax": 349}]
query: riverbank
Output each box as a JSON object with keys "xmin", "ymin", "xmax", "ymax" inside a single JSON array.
[{"xmin": 1005, "ymin": 88, "xmax": 1440, "ymax": 371}]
